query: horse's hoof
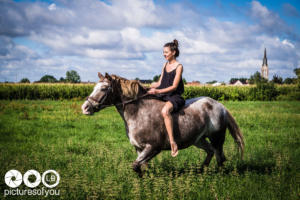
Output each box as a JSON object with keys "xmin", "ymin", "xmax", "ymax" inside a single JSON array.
[{"xmin": 132, "ymin": 161, "xmax": 141, "ymax": 173}]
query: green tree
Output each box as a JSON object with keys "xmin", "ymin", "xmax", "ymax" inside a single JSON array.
[
  {"xmin": 294, "ymin": 68, "xmax": 300, "ymax": 88},
  {"xmin": 59, "ymin": 77, "xmax": 66, "ymax": 83},
  {"xmin": 39, "ymin": 75, "xmax": 57, "ymax": 83},
  {"xmin": 271, "ymin": 74, "xmax": 283, "ymax": 84},
  {"xmin": 294, "ymin": 68, "xmax": 300, "ymax": 77},
  {"xmin": 239, "ymin": 78, "xmax": 248, "ymax": 84},
  {"xmin": 229, "ymin": 78, "xmax": 238, "ymax": 84},
  {"xmin": 249, "ymin": 71, "xmax": 268, "ymax": 84},
  {"xmin": 283, "ymin": 77, "xmax": 296, "ymax": 84},
  {"xmin": 66, "ymin": 70, "xmax": 81, "ymax": 83},
  {"xmin": 153, "ymin": 75, "xmax": 161, "ymax": 82},
  {"xmin": 20, "ymin": 78, "xmax": 30, "ymax": 83}
]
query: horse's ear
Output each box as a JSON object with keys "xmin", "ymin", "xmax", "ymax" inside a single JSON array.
[
  {"xmin": 105, "ymin": 73, "xmax": 112, "ymax": 81},
  {"xmin": 98, "ymin": 72, "xmax": 104, "ymax": 80}
]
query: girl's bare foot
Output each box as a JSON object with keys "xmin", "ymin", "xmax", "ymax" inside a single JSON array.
[{"xmin": 171, "ymin": 142, "xmax": 178, "ymax": 157}]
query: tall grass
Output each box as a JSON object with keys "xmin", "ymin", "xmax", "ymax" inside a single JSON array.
[{"xmin": 0, "ymin": 100, "xmax": 299, "ymax": 199}]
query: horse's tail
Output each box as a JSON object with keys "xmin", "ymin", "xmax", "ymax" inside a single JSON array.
[{"xmin": 225, "ymin": 109, "xmax": 245, "ymax": 159}]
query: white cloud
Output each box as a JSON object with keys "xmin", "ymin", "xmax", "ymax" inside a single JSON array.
[
  {"xmin": 0, "ymin": 0, "xmax": 299, "ymax": 83},
  {"xmin": 250, "ymin": 0, "xmax": 291, "ymax": 36},
  {"xmin": 282, "ymin": 39, "xmax": 295, "ymax": 48},
  {"xmin": 48, "ymin": 3, "xmax": 56, "ymax": 11},
  {"xmin": 251, "ymin": 1, "xmax": 271, "ymax": 19}
]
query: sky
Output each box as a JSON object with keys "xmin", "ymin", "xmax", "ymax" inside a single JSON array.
[{"xmin": 1, "ymin": 0, "xmax": 300, "ymax": 83}]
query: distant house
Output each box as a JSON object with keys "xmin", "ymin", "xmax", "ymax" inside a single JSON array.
[
  {"xmin": 230, "ymin": 80, "xmax": 249, "ymax": 86},
  {"xmin": 187, "ymin": 81, "xmax": 201, "ymax": 86},
  {"xmin": 233, "ymin": 80, "xmax": 243, "ymax": 86},
  {"xmin": 139, "ymin": 80, "xmax": 152, "ymax": 84},
  {"xmin": 212, "ymin": 82, "xmax": 222, "ymax": 86}
]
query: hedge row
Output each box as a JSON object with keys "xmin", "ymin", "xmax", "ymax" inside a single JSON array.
[
  {"xmin": 0, "ymin": 83, "xmax": 299, "ymax": 101},
  {"xmin": 0, "ymin": 83, "xmax": 92, "ymax": 100},
  {"xmin": 184, "ymin": 84, "xmax": 300, "ymax": 101}
]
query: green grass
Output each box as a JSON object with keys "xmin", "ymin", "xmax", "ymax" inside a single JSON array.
[{"xmin": 0, "ymin": 100, "xmax": 299, "ymax": 199}]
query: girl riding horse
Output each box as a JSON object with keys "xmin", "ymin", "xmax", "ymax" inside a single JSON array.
[{"xmin": 148, "ymin": 39, "xmax": 185, "ymax": 157}]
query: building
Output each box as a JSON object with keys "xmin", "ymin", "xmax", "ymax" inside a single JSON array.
[
  {"xmin": 233, "ymin": 80, "xmax": 243, "ymax": 86},
  {"xmin": 261, "ymin": 48, "xmax": 269, "ymax": 80},
  {"xmin": 186, "ymin": 81, "xmax": 201, "ymax": 86},
  {"xmin": 212, "ymin": 82, "xmax": 222, "ymax": 86},
  {"xmin": 139, "ymin": 79, "xmax": 152, "ymax": 84}
]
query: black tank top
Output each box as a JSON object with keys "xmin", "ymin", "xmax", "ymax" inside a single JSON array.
[{"xmin": 157, "ymin": 63, "xmax": 184, "ymax": 95}]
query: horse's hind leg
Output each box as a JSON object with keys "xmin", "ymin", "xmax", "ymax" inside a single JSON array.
[
  {"xmin": 209, "ymin": 130, "xmax": 226, "ymax": 167},
  {"xmin": 194, "ymin": 138, "xmax": 214, "ymax": 168}
]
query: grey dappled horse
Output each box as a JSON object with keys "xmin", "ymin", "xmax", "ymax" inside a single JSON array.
[{"xmin": 81, "ymin": 73, "xmax": 244, "ymax": 174}]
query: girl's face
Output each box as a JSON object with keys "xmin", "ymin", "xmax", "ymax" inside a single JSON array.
[{"xmin": 163, "ymin": 47, "xmax": 175, "ymax": 61}]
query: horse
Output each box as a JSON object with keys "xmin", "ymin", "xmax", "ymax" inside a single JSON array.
[{"xmin": 81, "ymin": 72, "xmax": 244, "ymax": 174}]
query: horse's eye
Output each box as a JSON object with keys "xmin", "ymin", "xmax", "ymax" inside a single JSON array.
[{"xmin": 101, "ymin": 88, "xmax": 108, "ymax": 91}]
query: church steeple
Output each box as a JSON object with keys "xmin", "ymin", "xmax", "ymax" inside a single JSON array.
[
  {"xmin": 263, "ymin": 48, "xmax": 267, "ymax": 66},
  {"xmin": 261, "ymin": 48, "xmax": 269, "ymax": 80}
]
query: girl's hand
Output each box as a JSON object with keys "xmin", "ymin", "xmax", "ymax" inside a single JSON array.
[{"xmin": 148, "ymin": 88, "xmax": 159, "ymax": 94}]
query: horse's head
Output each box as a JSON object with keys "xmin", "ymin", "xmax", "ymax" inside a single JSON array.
[
  {"xmin": 82, "ymin": 72, "xmax": 148, "ymax": 115},
  {"xmin": 81, "ymin": 72, "xmax": 115, "ymax": 115}
]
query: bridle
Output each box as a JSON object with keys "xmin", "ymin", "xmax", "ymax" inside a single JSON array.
[
  {"xmin": 86, "ymin": 86, "xmax": 113, "ymax": 110},
  {"xmin": 86, "ymin": 85, "xmax": 149, "ymax": 110}
]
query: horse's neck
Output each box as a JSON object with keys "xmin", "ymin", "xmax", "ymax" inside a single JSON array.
[
  {"xmin": 115, "ymin": 103, "xmax": 139, "ymax": 136},
  {"xmin": 114, "ymin": 81, "xmax": 148, "ymax": 121},
  {"xmin": 115, "ymin": 103, "xmax": 139, "ymax": 120}
]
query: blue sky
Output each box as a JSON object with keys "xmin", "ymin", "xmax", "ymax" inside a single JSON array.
[{"xmin": 1, "ymin": 0, "xmax": 300, "ymax": 83}]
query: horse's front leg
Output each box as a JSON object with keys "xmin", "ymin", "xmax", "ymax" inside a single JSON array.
[{"xmin": 132, "ymin": 144, "xmax": 160, "ymax": 174}]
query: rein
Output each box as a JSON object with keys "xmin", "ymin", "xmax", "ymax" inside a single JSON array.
[{"xmin": 115, "ymin": 93, "xmax": 150, "ymax": 107}]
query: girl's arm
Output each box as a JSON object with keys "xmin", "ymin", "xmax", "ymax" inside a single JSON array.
[{"xmin": 156, "ymin": 64, "xmax": 183, "ymax": 94}]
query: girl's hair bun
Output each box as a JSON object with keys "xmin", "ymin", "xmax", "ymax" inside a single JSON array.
[{"xmin": 173, "ymin": 39, "xmax": 179, "ymax": 48}]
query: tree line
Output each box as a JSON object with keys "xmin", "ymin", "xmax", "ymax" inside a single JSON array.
[
  {"xmin": 149, "ymin": 68, "xmax": 299, "ymax": 85},
  {"xmin": 18, "ymin": 68, "xmax": 300, "ymax": 86},
  {"xmin": 230, "ymin": 70, "xmax": 298, "ymax": 85},
  {"xmin": 20, "ymin": 70, "xmax": 81, "ymax": 83}
]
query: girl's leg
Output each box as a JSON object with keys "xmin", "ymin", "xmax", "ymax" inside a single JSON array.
[{"xmin": 161, "ymin": 101, "xmax": 178, "ymax": 157}]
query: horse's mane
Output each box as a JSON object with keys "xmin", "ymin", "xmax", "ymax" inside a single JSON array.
[{"xmin": 110, "ymin": 74, "xmax": 148, "ymax": 99}]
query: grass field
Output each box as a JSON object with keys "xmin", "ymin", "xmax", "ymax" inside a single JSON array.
[{"xmin": 0, "ymin": 100, "xmax": 299, "ymax": 199}]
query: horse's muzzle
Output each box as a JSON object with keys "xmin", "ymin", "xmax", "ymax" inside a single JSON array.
[{"xmin": 81, "ymin": 101, "xmax": 94, "ymax": 115}]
